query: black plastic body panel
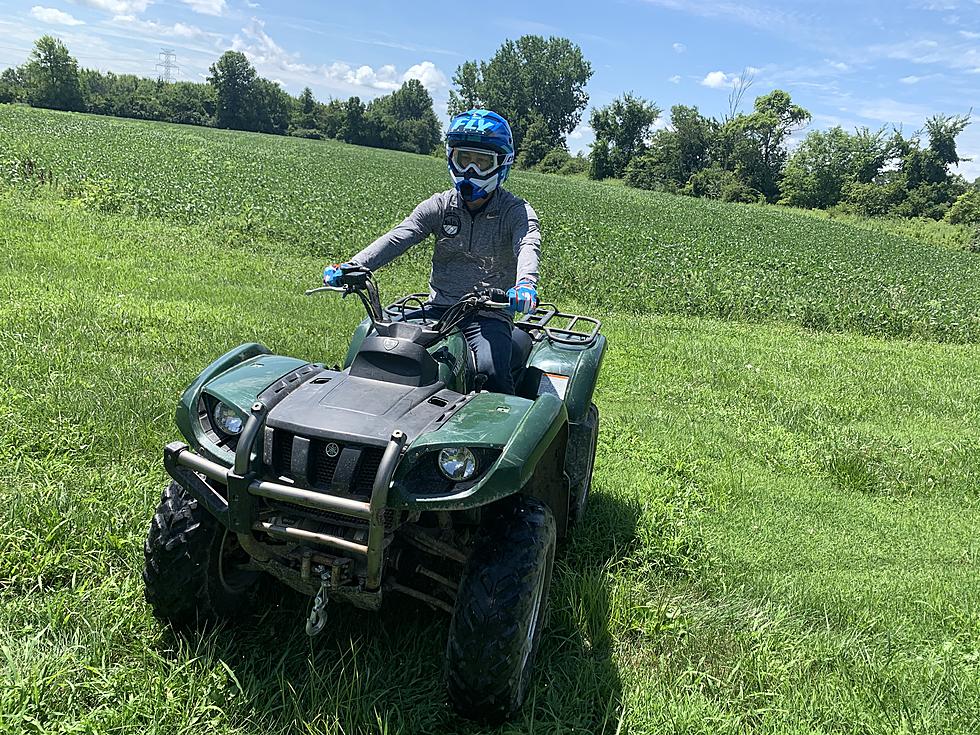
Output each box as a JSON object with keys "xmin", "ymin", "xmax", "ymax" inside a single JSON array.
[{"xmin": 265, "ymin": 369, "xmax": 467, "ymax": 447}]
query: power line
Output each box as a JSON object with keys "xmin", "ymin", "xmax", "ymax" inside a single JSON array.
[{"xmin": 155, "ymin": 48, "xmax": 179, "ymax": 83}]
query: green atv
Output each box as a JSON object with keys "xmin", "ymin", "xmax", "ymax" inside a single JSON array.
[{"xmin": 143, "ymin": 266, "xmax": 605, "ymax": 722}]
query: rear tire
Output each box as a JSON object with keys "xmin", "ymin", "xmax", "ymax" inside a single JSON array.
[
  {"xmin": 445, "ymin": 495, "xmax": 556, "ymax": 723},
  {"xmin": 143, "ymin": 480, "xmax": 261, "ymax": 628}
]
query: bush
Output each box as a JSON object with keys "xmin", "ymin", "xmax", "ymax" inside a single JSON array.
[
  {"xmin": 945, "ymin": 188, "xmax": 980, "ymax": 227},
  {"xmin": 623, "ymin": 148, "xmax": 677, "ymax": 191},
  {"xmin": 682, "ymin": 165, "xmax": 734, "ymax": 199},
  {"xmin": 537, "ymin": 148, "xmax": 571, "ymax": 174},
  {"xmin": 842, "ymin": 180, "xmax": 905, "ymax": 218},
  {"xmin": 559, "ymin": 156, "xmax": 588, "ymax": 176},
  {"xmin": 721, "ymin": 179, "xmax": 763, "ymax": 204}
]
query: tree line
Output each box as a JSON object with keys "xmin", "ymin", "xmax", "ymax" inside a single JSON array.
[
  {"xmin": 0, "ymin": 35, "xmax": 442, "ymax": 155},
  {"xmin": 3, "ymin": 33, "xmax": 977, "ymax": 228},
  {"xmin": 447, "ymin": 38, "xmax": 976, "ymax": 227}
]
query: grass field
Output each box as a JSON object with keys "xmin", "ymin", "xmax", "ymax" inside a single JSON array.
[{"xmin": 1, "ymin": 107, "xmax": 979, "ymax": 734}]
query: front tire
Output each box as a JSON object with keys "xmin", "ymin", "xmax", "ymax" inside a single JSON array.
[
  {"xmin": 445, "ymin": 495, "xmax": 556, "ymax": 723},
  {"xmin": 143, "ymin": 480, "xmax": 261, "ymax": 628}
]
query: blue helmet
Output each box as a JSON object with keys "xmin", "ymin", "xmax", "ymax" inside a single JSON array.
[{"xmin": 446, "ymin": 109, "xmax": 515, "ymax": 201}]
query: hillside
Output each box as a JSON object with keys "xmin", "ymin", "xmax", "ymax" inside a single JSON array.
[
  {"xmin": 2, "ymin": 104, "xmax": 979, "ymax": 343},
  {"xmin": 1, "ymin": 106, "xmax": 978, "ymax": 734}
]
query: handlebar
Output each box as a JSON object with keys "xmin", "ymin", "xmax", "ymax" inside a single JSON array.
[{"xmin": 307, "ymin": 266, "xmax": 513, "ymax": 341}]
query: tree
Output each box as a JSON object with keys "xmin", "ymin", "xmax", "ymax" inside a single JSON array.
[
  {"xmin": 516, "ymin": 114, "xmax": 553, "ymax": 168},
  {"xmin": 589, "ymin": 93, "xmax": 660, "ymax": 178},
  {"xmin": 0, "ymin": 66, "xmax": 29, "ymax": 103},
  {"xmin": 624, "ymin": 130, "xmax": 683, "ymax": 190},
  {"xmin": 944, "ymin": 188, "xmax": 980, "ymax": 226},
  {"xmin": 315, "ymin": 99, "xmax": 344, "ymax": 139},
  {"xmin": 622, "ymin": 106, "xmax": 714, "ymax": 192},
  {"xmin": 588, "ymin": 138, "xmax": 614, "ymax": 180},
  {"xmin": 447, "ymin": 60, "xmax": 479, "ymax": 117},
  {"xmin": 294, "ymin": 86, "xmax": 316, "ymax": 129},
  {"xmin": 23, "ymin": 35, "xmax": 83, "ymax": 111},
  {"xmin": 207, "ymin": 51, "xmax": 257, "ymax": 129},
  {"xmin": 449, "ymin": 36, "xmax": 592, "ymax": 151},
  {"xmin": 726, "ymin": 90, "xmax": 810, "ymax": 201},
  {"xmin": 339, "ymin": 96, "xmax": 367, "ymax": 144},
  {"xmin": 161, "ymin": 81, "xmax": 216, "ymax": 126},
  {"xmin": 779, "ymin": 126, "xmax": 892, "ymax": 209},
  {"xmin": 251, "ymin": 78, "xmax": 291, "ymax": 134},
  {"xmin": 537, "ymin": 147, "xmax": 572, "ymax": 173},
  {"xmin": 363, "ymin": 80, "xmax": 441, "ymax": 154}
]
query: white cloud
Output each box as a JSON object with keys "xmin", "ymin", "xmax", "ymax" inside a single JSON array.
[
  {"xmin": 668, "ymin": 74, "xmax": 681, "ymax": 83},
  {"xmin": 855, "ymin": 97, "xmax": 932, "ymax": 125},
  {"xmin": 181, "ymin": 0, "xmax": 226, "ymax": 16},
  {"xmin": 868, "ymin": 36, "xmax": 980, "ymax": 72},
  {"xmin": 232, "ymin": 18, "xmax": 313, "ymax": 73},
  {"xmin": 569, "ymin": 123, "xmax": 592, "ymax": 140},
  {"xmin": 900, "ymin": 75, "xmax": 923, "ymax": 84},
  {"xmin": 960, "ymin": 30, "xmax": 980, "ymax": 39},
  {"xmin": 402, "ymin": 60, "xmax": 448, "ymax": 93},
  {"xmin": 232, "ymin": 18, "xmax": 450, "ymax": 101},
  {"xmin": 110, "ymin": 14, "xmax": 211, "ymax": 40},
  {"xmin": 31, "ymin": 6, "xmax": 85, "ymax": 25},
  {"xmin": 76, "ymin": 0, "xmax": 152, "ymax": 13},
  {"xmin": 244, "ymin": 0, "xmax": 259, "ymax": 6},
  {"xmin": 701, "ymin": 70, "xmax": 734, "ymax": 88},
  {"xmin": 672, "ymin": 42, "xmax": 686, "ymax": 53}
]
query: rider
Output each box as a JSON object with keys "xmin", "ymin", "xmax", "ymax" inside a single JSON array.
[{"xmin": 323, "ymin": 109, "xmax": 540, "ymax": 395}]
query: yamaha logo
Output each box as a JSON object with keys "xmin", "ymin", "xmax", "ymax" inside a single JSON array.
[{"xmin": 325, "ymin": 442, "xmax": 340, "ymax": 458}]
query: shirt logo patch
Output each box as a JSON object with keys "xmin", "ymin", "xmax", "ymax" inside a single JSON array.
[{"xmin": 441, "ymin": 213, "xmax": 461, "ymax": 237}]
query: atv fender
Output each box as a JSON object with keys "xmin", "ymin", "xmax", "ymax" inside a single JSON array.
[
  {"xmin": 525, "ymin": 334, "xmax": 606, "ymax": 423},
  {"xmin": 175, "ymin": 342, "xmax": 308, "ymax": 461},
  {"xmin": 388, "ymin": 392, "xmax": 567, "ymax": 512}
]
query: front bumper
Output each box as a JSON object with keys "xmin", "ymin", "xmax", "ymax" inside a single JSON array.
[{"xmin": 164, "ymin": 429, "xmax": 406, "ymax": 591}]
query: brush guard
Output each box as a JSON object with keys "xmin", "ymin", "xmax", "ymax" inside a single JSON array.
[{"xmin": 164, "ymin": 428, "xmax": 407, "ymax": 594}]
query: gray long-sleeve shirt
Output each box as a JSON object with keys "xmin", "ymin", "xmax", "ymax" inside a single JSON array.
[{"xmin": 350, "ymin": 188, "xmax": 540, "ymax": 310}]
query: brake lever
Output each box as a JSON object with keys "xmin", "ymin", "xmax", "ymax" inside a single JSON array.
[{"xmin": 305, "ymin": 285, "xmax": 347, "ymax": 295}]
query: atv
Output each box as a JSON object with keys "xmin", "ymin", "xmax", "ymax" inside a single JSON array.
[{"xmin": 143, "ymin": 265, "xmax": 605, "ymax": 722}]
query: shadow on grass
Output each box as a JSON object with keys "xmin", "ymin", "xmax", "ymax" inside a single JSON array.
[{"xmin": 166, "ymin": 490, "xmax": 637, "ymax": 734}]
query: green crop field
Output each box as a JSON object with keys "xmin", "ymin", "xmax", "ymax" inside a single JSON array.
[{"xmin": 1, "ymin": 106, "xmax": 978, "ymax": 734}]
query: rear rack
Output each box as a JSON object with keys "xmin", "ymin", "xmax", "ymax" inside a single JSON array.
[
  {"xmin": 384, "ymin": 294, "xmax": 602, "ymax": 347},
  {"xmin": 517, "ymin": 303, "xmax": 602, "ymax": 347}
]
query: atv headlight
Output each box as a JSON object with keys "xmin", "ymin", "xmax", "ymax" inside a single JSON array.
[
  {"xmin": 437, "ymin": 447, "xmax": 477, "ymax": 481},
  {"xmin": 212, "ymin": 401, "xmax": 244, "ymax": 436}
]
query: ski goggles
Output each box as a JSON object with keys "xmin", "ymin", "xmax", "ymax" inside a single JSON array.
[{"xmin": 449, "ymin": 146, "xmax": 503, "ymax": 176}]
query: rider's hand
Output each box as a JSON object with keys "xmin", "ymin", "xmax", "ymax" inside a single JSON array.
[
  {"xmin": 322, "ymin": 262, "xmax": 349, "ymax": 286},
  {"xmin": 507, "ymin": 281, "xmax": 538, "ymax": 314}
]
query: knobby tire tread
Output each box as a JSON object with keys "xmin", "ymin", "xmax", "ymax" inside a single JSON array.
[{"xmin": 445, "ymin": 495, "xmax": 556, "ymax": 723}]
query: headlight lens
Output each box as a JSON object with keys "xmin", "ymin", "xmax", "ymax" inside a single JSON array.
[
  {"xmin": 212, "ymin": 401, "xmax": 244, "ymax": 436},
  {"xmin": 437, "ymin": 447, "xmax": 477, "ymax": 481}
]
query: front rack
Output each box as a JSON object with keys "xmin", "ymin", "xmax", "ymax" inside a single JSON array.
[
  {"xmin": 385, "ymin": 293, "xmax": 432, "ymax": 323},
  {"xmin": 383, "ymin": 294, "xmax": 602, "ymax": 347}
]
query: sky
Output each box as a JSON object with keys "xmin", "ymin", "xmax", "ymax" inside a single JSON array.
[{"xmin": 1, "ymin": 0, "xmax": 979, "ymax": 179}]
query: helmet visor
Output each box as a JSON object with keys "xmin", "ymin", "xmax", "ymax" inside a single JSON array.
[{"xmin": 450, "ymin": 147, "xmax": 501, "ymax": 176}]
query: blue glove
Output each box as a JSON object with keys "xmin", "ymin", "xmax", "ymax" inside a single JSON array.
[
  {"xmin": 507, "ymin": 281, "xmax": 538, "ymax": 314},
  {"xmin": 322, "ymin": 262, "xmax": 347, "ymax": 286}
]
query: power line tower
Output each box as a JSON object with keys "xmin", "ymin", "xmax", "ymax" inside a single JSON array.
[{"xmin": 156, "ymin": 48, "xmax": 179, "ymax": 83}]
